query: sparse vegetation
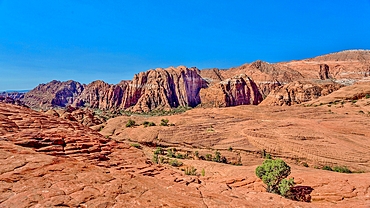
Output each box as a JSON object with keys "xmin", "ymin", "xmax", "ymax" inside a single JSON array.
[
  {"xmin": 322, "ymin": 165, "xmax": 332, "ymax": 171},
  {"xmin": 333, "ymin": 166, "xmax": 352, "ymax": 173},
  {"xmin": 121, "ymin": 106, "xmax": 192, "ymax": 117},
  {"xmin": 142, "ymin": 121, "xmax": 156, "ymax": 127},
  {"xmin": 228, "ymin": 146, "xmax": 233, "ymax": 151},
  {"xmin": 205, "ymin": 154, "xmax": 213, "ymax": 161},
  {"xmin": 154, "ymin": 147, "xmax": 164, "ymax": 155},
  {"xmin": 167, "ymin": 148, "xmax": 175, "ymax": 158},
  {"xmin": 322, "ymin": 165, "xmax": 352, "ymax": 173},
  {"xmin": 126, "ymin": 119, "xmax": 136, "ymax": 127},
  {"xmin": 366, "ymin": 94, "xmax": 370, "ymax": 99},
  {"xmin": 130, "ymin": 143, "xmax": 141, "ymax": 149},
  {"xmin": 184, "ymin": 166, "xmax": 197, "ymax": 175},
  {"xmin": 201, "ymin": 168, "xmax": 205, "ymax": 176},
  {"xmin": 169, "ymin": 159, "xmax": 182, "ymax": 167},
  {"xmin": 256, "ymin": 159, "xmax": 295, "ymax": 197},
  {"xmin": 160, "ymin": 119, "xmax": 169, "ymax": 126},
  {"xmin": 302, "ymin": 162, "xmax": 309, "ymax": 167},
  {"xmin": 176, "ymin": 153, "xmax": 184, "ymax": 159}
]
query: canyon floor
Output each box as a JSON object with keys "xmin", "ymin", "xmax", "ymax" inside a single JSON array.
[{"xmin": 1, "ymin": 89, "xmax": 370, "ymax": 207}]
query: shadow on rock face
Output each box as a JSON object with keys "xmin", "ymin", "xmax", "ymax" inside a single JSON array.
[{"xmin": 288, "ymin": 186, "xmax": 314, "ymax": 202}]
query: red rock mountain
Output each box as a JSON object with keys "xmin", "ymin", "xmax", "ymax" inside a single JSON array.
[
  {"xmin": 21, "ymin": 50, "xmax": 370, "ymax": 111},
  {"xmin": 22, "ymin": 80, "xmax": 84, "ymax": 109}
]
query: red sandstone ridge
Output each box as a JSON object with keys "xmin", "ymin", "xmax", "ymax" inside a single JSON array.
[
  {"xmin": 200, "ymin": 74, "xmax": 263, "ymax": 107},
  {"xmin": 20, "ymin": 50, "xmax": 370, "ymax": 112},
  {"xmin": 260, "ymin": 80, "xmax": 342, "ymax": 106},
  {"xmin": 22, "ymin": 80, "xmax": 84, "ymax": 109},
  {"xmin": 72, "ymin": 66, "xmax": 207, "ymax": 112}
]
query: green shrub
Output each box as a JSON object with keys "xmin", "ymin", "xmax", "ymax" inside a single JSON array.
[
  {"xmin": 278, "ymin": 178, "xmax": 295, "ymax": 197},
  {"xmin": 333, "ymin": 166, "xmax": 352, "ymax": 173},
  {"xmin": 194, "ymin": 151, "xmax": 199, "ymax": 158},
  {"xmin": 201, "ymin": 168, "xmax": 205, "ymax": 176},
  {"xmin": 228, "ymin": 146, "xmax": 233, "ymax": 151},
  {"xmin": 126, "ymin": 119, "xmax": 136, "ymax": 127},
  {"xmin": 130, "ymin": 143, "xmax": 141, "ymax": 149},
  {"xmin": 205, "ymin": 154, "xmax": 213, "ymax": 161},
  {"xmin": 184, "ymin": 166, "xmax": 197, "ymax": 175},
  {"xmin": 152, "ymin": 154, "xmax": 159, "ymax": 164},
  {"xmin": 167, "ymin": 148, "xmax": 175, "ymax": 158},
  {"xmin": 169, "ymin": 159, "xmax": 182, "ymax": 167},
  {"xmin": 302, "ymin": 162, "xmax": 309, "ymax": 167},
  {"xmin": 160, "ymin": 119, "xmax": 169, "ymax": 126},
  {"xmin": 143, "ymin": 121, "xmax": 156, "ymax": 127},
  {"xmin": 322, "ymin": 165, "xmax": 332, "ymax": 171},
  {"xmin": 154, "ymin": 147, "xmax": 164, "ymax": 155},
  {"xmin": 176, "ymin": 153, "xmax": 184, "ymax": 159},
  {"xmin": 365, "ymin": 94, "xmax": 370, "ymax": 99},
  {"xmin": 213, "ymin": 151, "xmax": 221, "ymax": 162},
  {"xmin": 256, "ymin": 159, "xmax": 294, "ymax": 195}
]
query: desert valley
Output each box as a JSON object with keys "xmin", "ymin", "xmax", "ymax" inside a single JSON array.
[{"xmin": 1, "ymin": 50, "xmax": 370, "ymax": 207}]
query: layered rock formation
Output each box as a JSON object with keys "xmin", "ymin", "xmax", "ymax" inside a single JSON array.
[
  {"xmin": 20, "ymin": 50, "xmax": 370, "ymax": 112},
  {"xmin": 22, "ymin": 80, "xmax": 84, "ymax": 109},
  {"xmin": 260, "ymin": 81, "xmax": 343, "ymax": 106},
  {"xmin": 200, "ymin": 74, "xmax": 263, "ymax": 107}
]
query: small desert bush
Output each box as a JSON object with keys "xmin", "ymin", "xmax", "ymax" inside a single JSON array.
[
  {"xmin": 184, "ymin": 166, "xmax": 197, "ymax": 175},
  {"xmin": 126, "ymin": 119, "xmax": 136, "ymax": 127},
  {"xmin": 333, "ymin": 166, "xmax": 352, "ymax": 173},
  {"xmin": 169, "ymin": 159, "xmax": 182, "ymax": 167},
  {"xmin": 130, "ymin": 143, "xmax": 141, "ymax": 149},
  {"xmin": 142, "ymin": 121, "xmax": 156, "ymax": 127},
  {"xmin": 160, "ymin": 119, "xmax": 169, "ymax": 126}
]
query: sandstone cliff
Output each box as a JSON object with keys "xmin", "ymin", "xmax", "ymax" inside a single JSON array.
[
  {"xmin": 21, "ymin": 50, "xmax": 370, "ymax": 111},
  {"xmin": 200, "ymin": 74, "xmax": 263, "ymax": 107},
  {"xmin": 259, "ymin": 81, "xmax": 343, "ymax": 106},
  {"xmin": 22, "ymin": 80, "xmax": 84, "ymax": 109},
  {"xmin": 72, "ymin": 66, "xmax": 207, "ymax": 112}
]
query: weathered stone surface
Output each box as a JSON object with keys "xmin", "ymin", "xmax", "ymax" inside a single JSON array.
[
  {"xmin": 200, "ymin": 74, "xmax": 263, "ymax": 107},
  {"xmin": 22, "ymin": 80, "xmax": 84, "ymax": 109},
  {"xmin": 260, "ymin": 80, "xmax": 342, "ymax": 106}
]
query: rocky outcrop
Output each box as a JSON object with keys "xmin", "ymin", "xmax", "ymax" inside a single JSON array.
[
  {"xmin": 200, "ymin": 74, "xmax": 263, "ymax": 107},
  {"xmin": 23, "ymin": 80, "xmax": 84, "ymax": 109},
  {"xmin": 131, "ymin": 66, "xmax": 207, "ymax": 112},
  {"xmin": 259, "ymin": 81, "xmax": 342, "ymax": 106},
  {"xmin": 319, "ymin": 64, "xmax": 330, "ymax": 80},
  {"xmin": 72, "ymin": 66, "xmax": 207, "ymax": 112},
  {"xmin": 21, "ymin": 50, "xmax": 370, "ymax": 112}
]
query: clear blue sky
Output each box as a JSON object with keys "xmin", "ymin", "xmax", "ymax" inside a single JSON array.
[{"xmin": 1, "ymin": 0, "xmax": 370, "ymax": 91}]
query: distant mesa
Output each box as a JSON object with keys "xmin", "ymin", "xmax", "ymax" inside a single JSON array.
[{"xmin": 18, "ymin": 50, "xmax": 370, "ymax": 111}]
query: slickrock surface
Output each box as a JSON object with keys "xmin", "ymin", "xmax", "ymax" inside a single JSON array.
[{"xmin": 1, "ymin": 103, "xmax": 370, "ymax": 207}]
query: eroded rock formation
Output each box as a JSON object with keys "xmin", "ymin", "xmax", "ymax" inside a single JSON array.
[
  {"xmin": 22, "ymin": 80, "xmax": 84, "ymax": 109},
  {"xmin": 200, "ymin": 74, "xmax": 263, "ymax": 107},
  {"xmin": 260, "ymin": 81, "xmax": 342, "ymax": 106}
]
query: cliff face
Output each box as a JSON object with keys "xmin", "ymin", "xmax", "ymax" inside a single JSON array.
[
  {"xmin": 21, "ymin": 50, "xmax": 370, "ymax": 111},
  {"xmin": 22, "ymin": 80, "xmax": 84, "ymax": 109},
  {"xmin": 259, "ymin": 81, "xmax": 342, "ymax": 106},
  {"xmin": 131, "ymin": 66, "xmax": 207, "ymax": 112},
  {"xmin": 72, "ymin": 66, "xmax": 207, "ymax": 112},
  {"xmin": 200, "ymin": 74, "xmax": 263, "ymax": 107}
]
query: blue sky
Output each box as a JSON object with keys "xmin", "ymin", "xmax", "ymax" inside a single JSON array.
[{"xmin": 1, "ymin": 1, "xmax": 370, "ymax": 91}]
